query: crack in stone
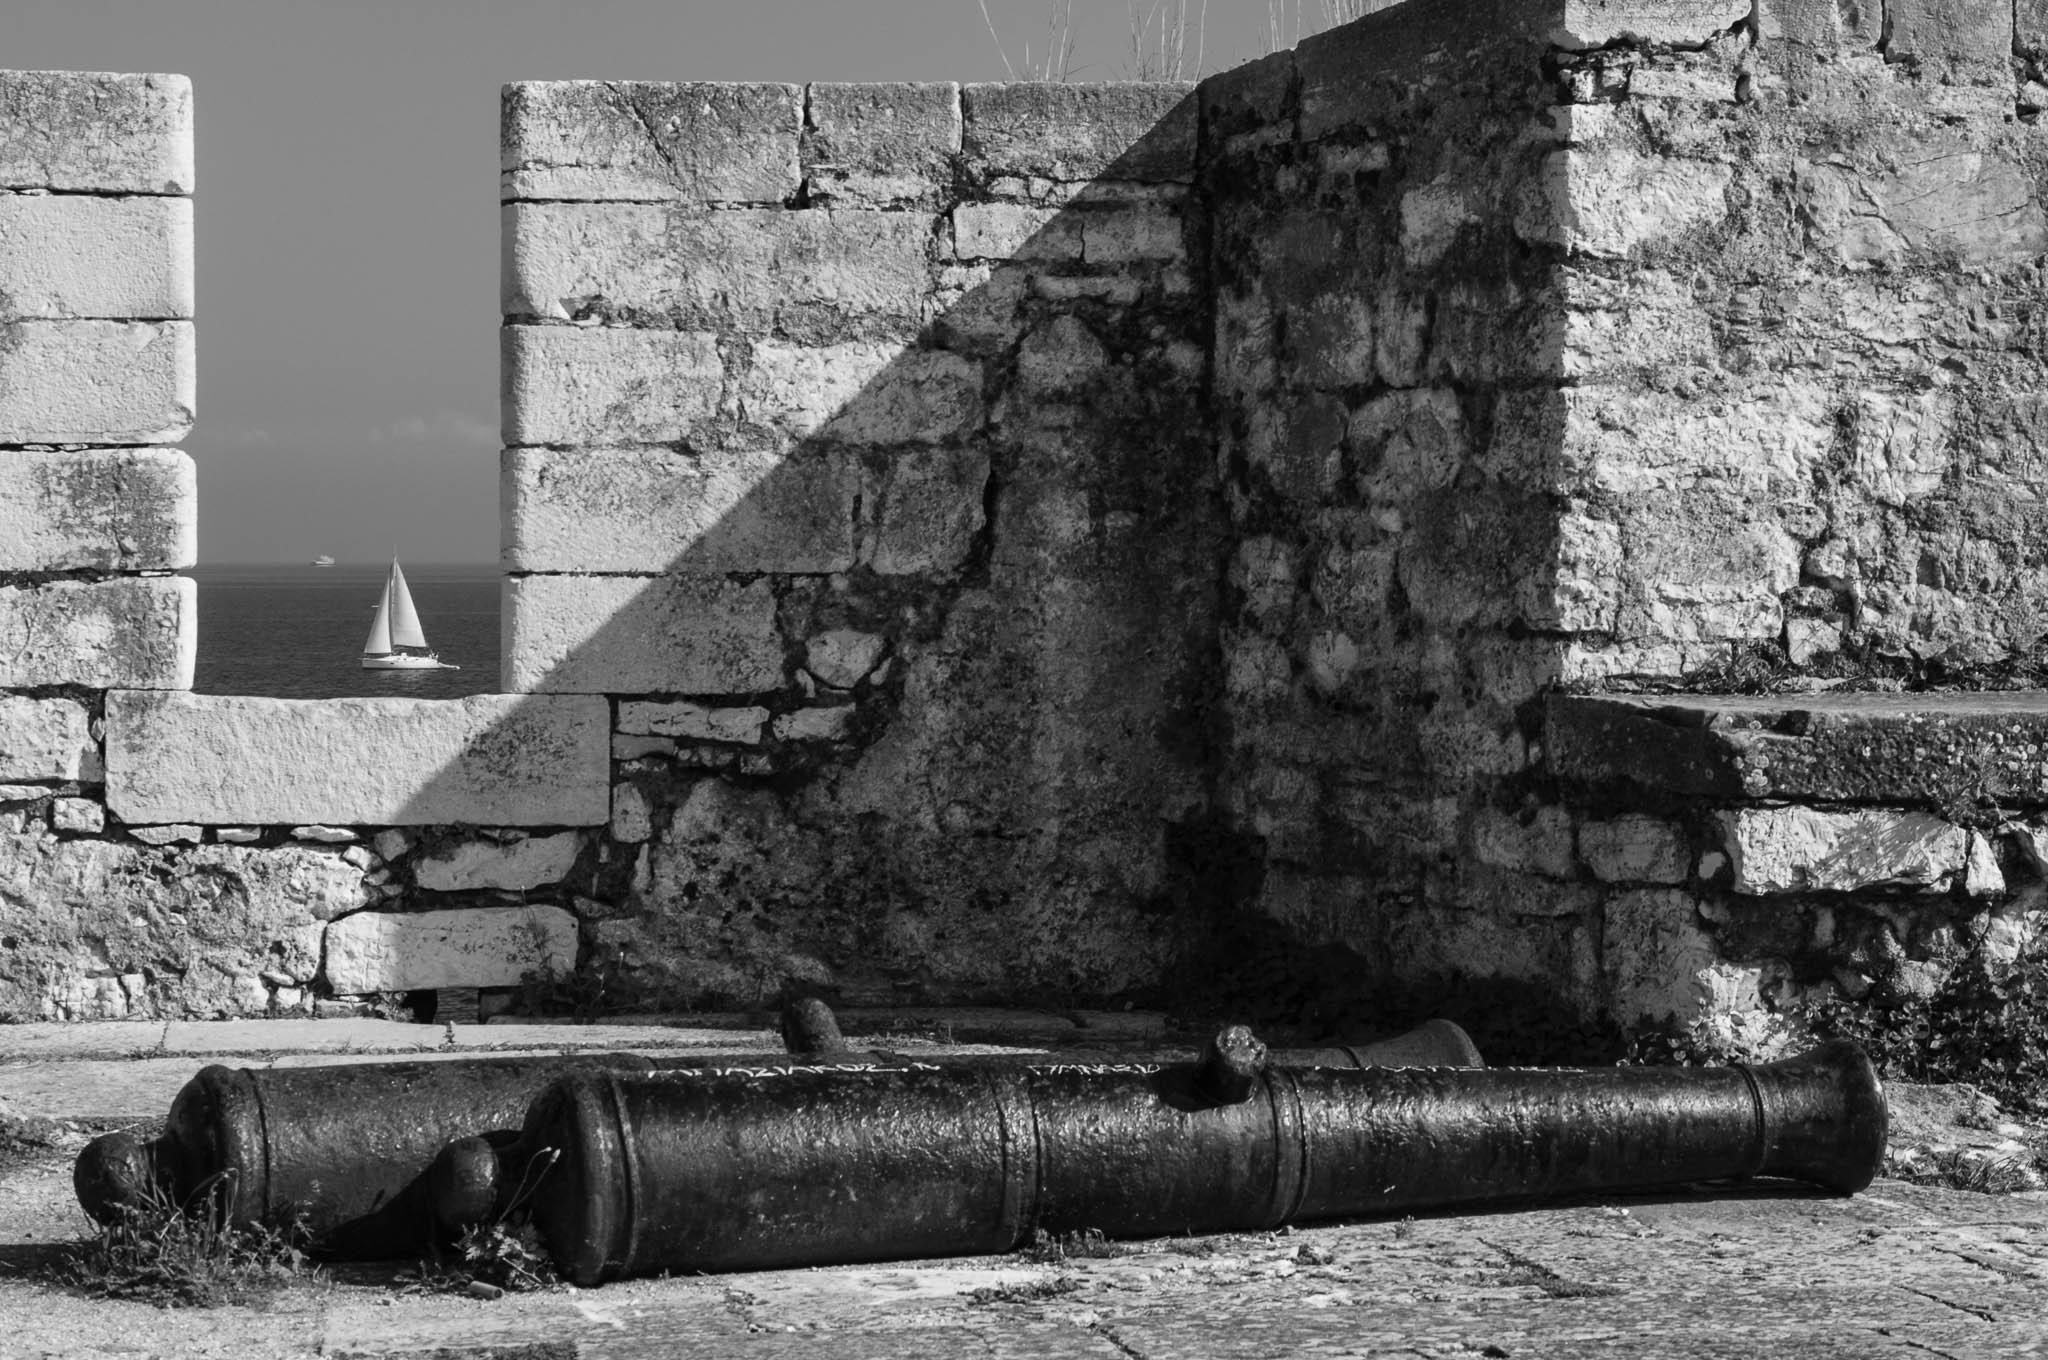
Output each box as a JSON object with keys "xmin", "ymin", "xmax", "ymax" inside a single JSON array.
[
  {"xmin": 1898, "ymin": 1283, "xmax": 1998, "ymax": 1323},
  {"xmin": 607, "ymin": 83, "xmax": 682, "ymax": 186},
  {"xmin": 1927, "ymin": 1242, "xmax": 2034, "ymax": 1283},
  {"xmin": 1895, "ymin": 1340, "xmax": 1969, "ymax": 1360},
  {"xmin": 1088, "ymin": 1322, "xmax": 1152, "ymax": 1360}
]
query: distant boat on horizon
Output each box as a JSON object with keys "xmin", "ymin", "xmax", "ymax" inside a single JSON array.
[
  {"xmin": 310, "ymin": 554, "xmax": 335, "ymax": 567},
  {"xmin": 361, "ymin": 558, "xmax": 459, "ymax": 671}
]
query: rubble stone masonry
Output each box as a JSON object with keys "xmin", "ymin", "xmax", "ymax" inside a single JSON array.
[{"xmin": 13, "ymin": 2, "xmax": 2048, "ymax": 1044}]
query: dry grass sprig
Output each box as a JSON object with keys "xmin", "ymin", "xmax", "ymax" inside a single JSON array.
[
  {"xmin": 1127, "ymin": 0, "xmax": 1208, "ymax": 80},
  {"xmin": 976, "ymin": 0, "xmax": 1080, "ymax": 81},
  {"xmin": 56, "ymin": 1177, "xmax": 316, "ymax": 1309}
]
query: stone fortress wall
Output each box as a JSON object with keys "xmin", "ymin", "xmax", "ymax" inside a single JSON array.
[{"xmin": 9, "ymin": 0, "xmax": 2048, "ymax": 1054}]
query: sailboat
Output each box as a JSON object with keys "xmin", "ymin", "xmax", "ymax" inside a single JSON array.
[{"xmin": 361, "ymin": 558, "xmax": 459, "ymax": 670}]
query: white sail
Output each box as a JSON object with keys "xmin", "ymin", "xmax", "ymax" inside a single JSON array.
[
  {"xmin": 363, "ymin": 575, "xmax": 393, "ymax": 655},
  {"xmin": 360, "ymin": 557, "xmax": 455, "ymax": 669},
  {"xmin": 387, "ymin": 559, "xmax": 428, "ymax": 649}
]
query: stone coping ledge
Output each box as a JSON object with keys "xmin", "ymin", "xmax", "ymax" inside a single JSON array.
[
  {"xmin": 0, "ymin": 1017, "xmax": 773, "ymax": 1062},
  {"xmin": 0, "ymin": 1008, "xmax": 1173, "ymax": 1063},
  {"xmin": 104, "ymin": 691, "xmax": 610, "ymax": 826},
  {"xmin": 1547, "ymin": 691, "xmax": 2048, "ymax": 804}
]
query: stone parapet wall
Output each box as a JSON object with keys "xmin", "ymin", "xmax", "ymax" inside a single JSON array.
[
  {"xmin": 0, "ymin": 73, "xmax": 603, "ymax": 1021},
  {"xmin": 16, "ymin": 2, "xmax": 2047, "ymax": 1039},
  {"xmin": 1546, "ymin": 693, "xmax": 2048, "ymax": 1054},
  {"xmin": 1204, "ymin": 0, "xmax": 1615, "ymax": 1009},
  {"xmin": 0, "ymin": 71, "xmax": 195, "ymax": 693},
  {"xmin": 498, "ymin": 79, "xmax": 1224, "ymax": 1009},
  {"xmin": 1199, "ymin": 0, "xmax": 2048, "ymax": 1040}
]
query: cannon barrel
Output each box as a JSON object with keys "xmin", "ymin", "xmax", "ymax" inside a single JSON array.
[
  {"xmin": 478, "ymin": 1040, "xmax": 1884, "ymax": 1285},
  {"xmin": 74, "ymin": 1013, "xmax": 1481, "ymax": 1252}
]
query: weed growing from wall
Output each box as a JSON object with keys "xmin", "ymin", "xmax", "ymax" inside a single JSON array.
[
  {"xmin": 1262, "ymin": 0, "xmax": 1401, "ymax": 52},
  {"xmin": 1126, "ymin": 0, "xmax": 1207, "ymax": 79},
  {"xmin": 975, "ymin": 0, "xmax": 1079, "ymax": 79},
  {"xmin": 1802, "ymin": 937, "xmax": 2048, "ymax": 1116}
]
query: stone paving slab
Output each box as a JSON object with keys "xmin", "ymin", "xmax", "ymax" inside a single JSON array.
[{"xmin": 6, "ymin": 1171, "xmax": 2047, "ymax": 1357}]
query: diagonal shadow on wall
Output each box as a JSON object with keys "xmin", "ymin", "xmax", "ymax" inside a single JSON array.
[{"xmin": 396, "ymin": 82, "xmax": 1244, "ymax": 1012}]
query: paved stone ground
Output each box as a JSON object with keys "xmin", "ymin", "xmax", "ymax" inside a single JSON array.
[{"xmin": 3, "ymin": 1017, "xmax": 2045, "ymax": 1358}]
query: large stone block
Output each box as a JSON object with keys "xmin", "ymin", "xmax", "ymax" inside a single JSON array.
[
  {"xmin": 501, "ymin": 325, "xmax": 723, "ymax": 446},
  {"xmin": 1559, "ymin": 268, "xmax": 1718, "ymax": 383},
  {"xmin": 104, "ymin": 692, "xmax": 610, "ymax": 826},
  {"xmin": 1518, "ymin": 149, "xmax": 1732, "ymax": 259},
  {"xmin": 961, "ymin": 83, "xmax": 1196, "ymax": 184},
  {"xmin": 0, "ymin": 449, "xmax": 195, "ymax": 570},
  {"xmin": 732, "ymin": 341, "xmax": 983, "ymax": 445},
  {"xmin": 1602, "ymin": 887, "xmax": 1727, "ymax": 1027},
  {"xmin": 502, "ymin": 81, "xmax": 801, "ymax": 203},
  {"xmin": 0, "ymin": 321, "xmax": 194, "ymax": 444},
  {"xmin": 1557, "ymin": 385, "xmax": 1834, "ymax": 497},
  {"xmin": 503, "ymin": 203, "xmax": 934, "ymax": 335},
  {"xmin": 617, "ymin": 700, "xmax": 768, "ymax": 743},
  {"xmin": 0, "ymin": 696, "xmax": 96, "ymax": 781},
  {"xmin": 1546, "ymin": 692, "xmax": 2048, "ymax": 805},
  {"xmin": 0, "ymin": 835, "xmax": 357, "ymax": 1021},
  {"xmin": 1291, "ymin": 0, "xmax": 1550, "ymax": 140},
  {"xmin": 860, "ymin": 445, "xmax": 990, "ymax": 575},
  {"xmin": 1796, "ymin": 144, "xmax": 2048, "ymax": 266},
  {"xmin": 1884, "ymin": 0, "xmax": 2013, "ymax": 70},
  {"xmin": 502, "ymin": 574, "xmax": 784, "ymax": 694},
  {"xmin": 1082, "ymin": 206, "xmax": 1186, "ymax": 264},
  {"xmin": 1848, "ymin": 390, "xmax": 1950, "ymax": 507},
  {"xmin": 0, "ymin": 196, "xmax": 192, "ymax": 320},
  {"xmin": 803, "ymin": 82, "xmax": 962, "ymax": 208},
  {"xmin": 323, "ymin": 905, "xmax": 579, "ymax": 994},
  {"xmin": 502, "ymin": 445, "xmax": 859, "ymax": 573},
  {"xmin": 1200, "ymin": 49, "xmax": 1296, "ymax": 149},
  {"xmin": 415, "ymin": 831, "xmax": 584, "ymax": 892},
  {"xmin": 1720, "ymin": 807, "xmax": 1966, "ymax": 895},
  {"xmin": 1549, "ymin": 0, "xmax": 1755, "ymax": 49},
  {"xmin": 2025, "ymin": 0, "xmax": 2048, "ymax": 51},
  {"xmin": 1579, "ymin": 815, "xmax": 1690, "ymax": 885},
  {"xmin": 950, "ymin": 204, "xmax": 1076, "ymax": 261},
  {"xmin": 0, "ymin": 576, "xmax": 191, "ymax": 688},
  {"xmin": 0, "ymin": 71, "xmax": 193, "ymax": 194},
  {"xmin": 1757, "ymin": 0, "xmax": 1884, "ymax": 49}
]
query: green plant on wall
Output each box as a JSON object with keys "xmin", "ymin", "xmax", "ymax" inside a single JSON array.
[{"xmin": 1803, "ymin": 935, "xmax": 2048, "ymax": 1117}]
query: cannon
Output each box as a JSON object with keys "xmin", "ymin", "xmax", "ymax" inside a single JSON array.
[
  {"xmin": 74, "ymin": 1008, "xmax": 1481, "ymax": 1256},
  {"xmin": 443, "ymin": 1038, "xmax": 1885, "ymax": 1285}
]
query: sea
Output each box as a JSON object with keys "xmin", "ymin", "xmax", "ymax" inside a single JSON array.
[{"xmin": 192, "ymin": 562, "xmax": 501, "ymax": 700}]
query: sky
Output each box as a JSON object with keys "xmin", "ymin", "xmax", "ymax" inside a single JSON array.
[{"xmin": 11, "ymin": 0, "xmax": 1327, "ymax": 564}]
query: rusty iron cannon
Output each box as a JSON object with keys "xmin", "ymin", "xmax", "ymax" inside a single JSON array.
[
  {"xmin": 440, "ymin": 1036, "xmax": 1885, "ymax": 1285},
  {"xmin": 74, "ymin": 1007, "xmax": 1481, "ymax": 1256}
]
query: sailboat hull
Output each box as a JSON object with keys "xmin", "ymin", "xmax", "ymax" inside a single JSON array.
[{"xmin": 361, "ymin": 653, "xmax": 448, "ymax": 671}]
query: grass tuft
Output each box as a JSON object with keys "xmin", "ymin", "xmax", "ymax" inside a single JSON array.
[
  {"xmin": 968, "ymin": 1275, "xmax": 1085, "ymax": 1305},
  {"xmin": 56, "ymin": 1181, "xmax": 315, "ymax": 1309},
  {"xmin": 398, "ymin": 1221, "xmax": 559, "ymax": 1297},
  {"xmin": 1021, "ymin": 1226, "xmax": 1129, "ymax": 1262}
]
